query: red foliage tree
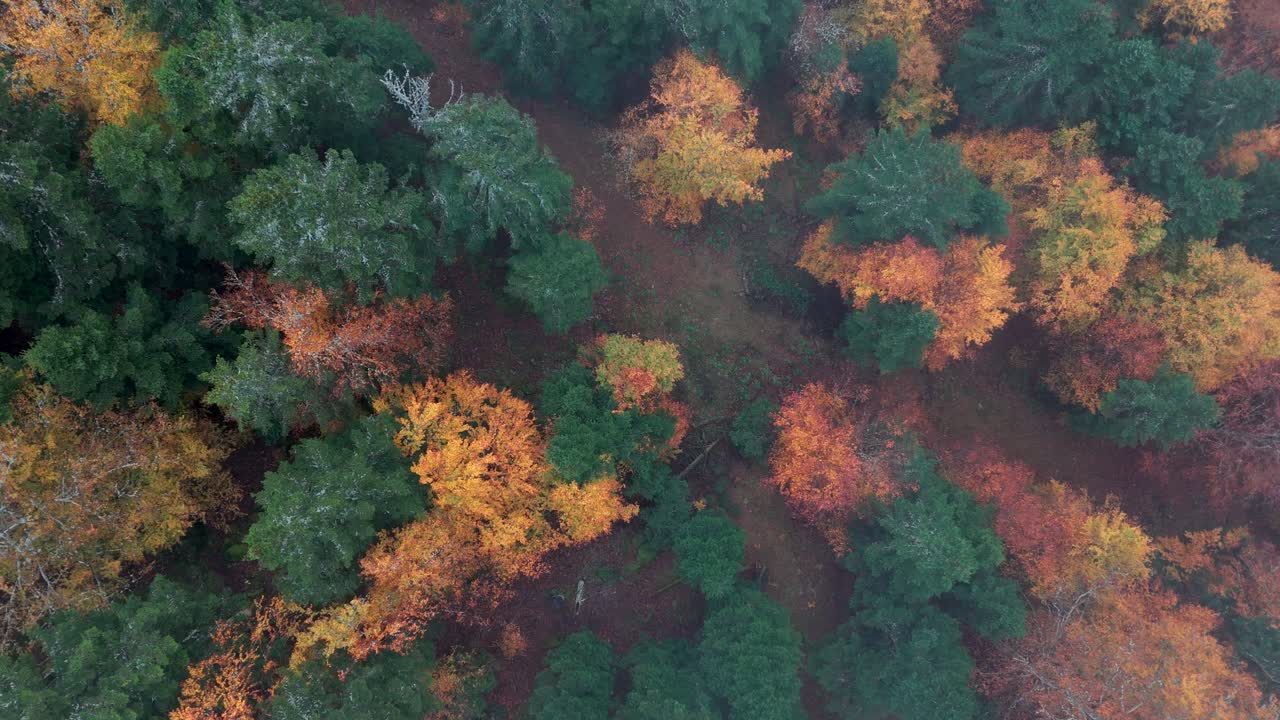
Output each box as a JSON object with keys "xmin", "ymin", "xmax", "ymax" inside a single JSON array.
[
  {"xmin": 1045, "ymin": 316, "xmax": 1167, "ymax": 411},
  {"xmin": 206, "ymin": 270, "xmax": 452, "ymax": 395},
  {"xmin": 1199, "ymin": 360, "xmax": 1280, "ymax": 505}
]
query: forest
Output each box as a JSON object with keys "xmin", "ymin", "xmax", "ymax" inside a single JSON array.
[{"xmin": 1, "ymin": 0, "xmax": 1279, "ymax": 718}]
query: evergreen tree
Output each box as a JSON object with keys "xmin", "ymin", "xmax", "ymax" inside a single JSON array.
[
  {"xmin": 674, "ymin": 512, "xmax": 745, "ymax": 600},
  {"xmin": 1076, "ymin": 365, "xmax": 1221, "ymax": 448},
  {"xmin": 806, "ymin": 127, "xmax": 1008, "ymax": 248},
  {"xmin": 660, "ymin": 0, "xmax": 802, "ymax": 85},
  {"xmin": 846, "ymin": 38, "xmax": 898, "ymax": 117},
  {"xmin": 949, "ymin": 0, "xmax": 1115, "ymax": 127},
  {"xmin": 229, "ymin": 149, "xmax": 434, "ymax": 299},
  {"xmin": 528, "ymin": 631, "xmax": 616, "ymax": 720},
  {"xmin": 24, "ymin": 286, "xmax": 215, "ymax": 409},
  {"xmin": 698, "ymin": 587, "xmax": 805, "ymax": 720},
  {"xmin": 618, "ymin": 640, "xmax": 719, "ymax": 720},
  {"xmin": 729, "ymin": 397, "xmax": 778, "ymax": 462},
  {"xmin": 245, "ymin": 415, "xmax": 425, "ymax": 605},
  {"xmin": 1224, "ymin": 159, "xmax": 1280, "ymax": 269},
  {"xmin": 506, "ymin": 232, "xmax": 609, "ymax": 335},
  {"xmin": 839, "ymin": 298, "xmax": 939, "ymax": 373},
  {"xmin": 269, "ymin": 641, "xmax": 440, "ymax": 720}
]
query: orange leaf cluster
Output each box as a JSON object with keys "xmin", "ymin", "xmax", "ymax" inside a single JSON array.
[
  {"xmin": 206, "ymin": 270, "xmax": 452, "ymax": 395},
  {"xmin": 308, "ymin": 373, "xmax": 636, "ymax": 659},
  {"xmin": 616, "ymin": 50, "xmax": 789, "ymax": 225},
  {"xmin": 1216, "ymin": 125, "xmax": 1280, "ymax": 175},
  {"xmin": 1143, "ymin": 0, "xmax": 1233, "ymax": 36},
  {"xmin": 837, "ymin": 0, "xmax": 931, "ymax": 43},
  {"xmin": 766, "ymin": 383, "xmax": 908, "ymax": 550},
  {"xmin": 880, "ymin": 35, "xmax": 957, "ymax": 132},
  {"xmin": 0, "ymin": 382, "xmax": 233, "ymax": 638},
  {"xmin": 0, "ymin": 0, "xmax": 160, "ymax": 124},
  {"xmin": 991, "ymin": 588, "xmax": 1274, "ymax": 720},
  {"xmin": 799, "ymin": 224, "xmax": 1017, "ymax": 369},
  {"xmin": 171, "ymin": 597, "xmax": 314, "ymax": 720}
]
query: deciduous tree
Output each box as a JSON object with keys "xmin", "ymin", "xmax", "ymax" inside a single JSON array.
[
  {"xmin": 584, "ymin": 334, "xmax": 685, "ymax": 412},
  {"xmin": 1045, "ymin": 316, "xmax": 1167, "ymax": 412},
  {"xmin": 0, "ymin": 0, "xmax": 160, "ymax": 125},
  {"xmin": 614, "ymin": 50, "xmax": 789, "ymax": 225},
  {"xmin": 1144, "ymin": 0, "xmax": 1233, "ymax": 35}
]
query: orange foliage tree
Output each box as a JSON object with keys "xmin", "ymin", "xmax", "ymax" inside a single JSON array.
[
  {"xmin": 1216, "ymin": 125, "xmax": 1280, "ymax": 176},
  {"xmin": 0, "ymin": 382, "xmax": 234, "ymax": 639},
  {"xmin": 297, "ymin": 372, "xmax": 637, "ymax": 659},
  {"xmin": 0, "ymin": 0, "xmax": 160, "ymax": 124},
  {"xmin": 1123, "ymin": 241, "xmax": 1280, "ymax": 391},
  {"xmin": 788, "ymin": 65, "xmax": 861, "ymax": 143},
  {"xmin": 1198, "ymin": 359, "xmax": 1280, "ymax": 505},
  {"xmin": 799, "ymin": 224, "xmax": 1017, "ymax": 369},
  {"xmin": 989, "ymin": 588, "xmax": 1275, "ymax": 720},
  {"xmin": 615, "ymin": 50, "xmax": 789, "ymax": 225},
  {"xmin": 206, "ymin": 270, "xmax": 452, "ymax": 396},
  {"xmin": 170, "ymin": 597, "xmax": 314, "ymax": 720},
  {"xmin": 765, "ymin": 383, "xmax": 909, "ymax": 549},
  {"xmin": 1143, "ymin": 0, "xmax": 1233, "ymax": 36},
  {"xmin": 880, "ymin": 34, "xmax": 957, "ymax": 132}
]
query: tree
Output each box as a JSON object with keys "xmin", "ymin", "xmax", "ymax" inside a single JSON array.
[
  {"xmin": 805, "ymin": 127, "xmax": 1008, "ymax": 249},
  {"xmin": 229, "ymin": 149, "xmax": 434, "ymax": 299},
  {"xmin": 662, "ymin": 0, "xmax": 802, "ymax": 85},
  {"xmin": 846, "ymin": 38, "xmax": 898, "ymax": 116},
  {"xmin": 697, "ymin": 587, "xmax": 805, "ymax": 720},
  {"xmin": 729, "ymin": 397, "xmax": 778, "ymax": 462},
  {"xmin": 201, "ymin": 330, "xmax": 350, "ymax": 444},
  {"xmin": 618, "ymin": 640, "xmax": 718, "ymax": 720},
  {"xmin": 527, "ymin": 631, "xmax": 616, "ymax": 720},
  {"xmin": 1199, "ymin": 360, "xmax": 1280, "ymax": 505},
  {"xmin": 465, "ymin": 0, "xmax": 585, "ymax": 98},
  {"xmin": 506, "ymin": 232, "xmax": 609, "ymax": 335},
  {"xmin": 1045, "ymin": 316, "xmax": 1167, "ymax": 412},
  {"xmin": 766, "ymin": 383, "xmax": 907, "ymax": 549},
  {"xmin": 205, "ymin": 270, "xmax": 453, "ymax": 396},
  {"xmin": 156, "ymin": 4, "xmax": 384, "ymax": 152},
  {"xmin": 0, "ymin": 577, "xmax": 231, "ymax": 717},
  {"xmin": 1144, "ymin": 0, "xmax": 1232, "ymax": 35},
  {"xmin": 949, "ymin": 0, "xmax": 1115, "ymax": 127},
  {"xmin": 840, "ymin": 298, "xmax": 939, "ymax": 373},
  {"xmin": 1224, "ymin": 158, "xmax": 1280, "ymax": 269},
  {"xmin": 614, "ymin": 50, "xmax": 789, "ymax": 225},
  {"xmin": 301, "ymin": 373, "xmax": 637, "ymax": 659},
  {"xmin": 24, "ymin": 286, "xmax": 215, "ymax": 409},
  {"xmin": 383, "ymin": 77, "xmax": 574, "ymax": 253},
  {"xmin": 246, "ymin": 416, "xmax": 424, "ymax": 606},
  {"xmin": 1076, "ymin": 365, "xmax": 1221, "ymax": 448},
  {"xmin": 674, "ymin": 511, "xmax": 745, "ymax": 599},
  {"xmin": 269, "ymin": 640, "xmax": 440, "ymax": 720},
  {"xmin": 1026, "ymin": 167, "xmax": 1167, "ymax": 331},
  {"xmin": 879, "ymin": 35, "xmax": 956, "ymax": 132},
  {"xmin": 0, "ymin": 0, "xmax": 161, "ymax": 125},
  {"xmin": 0, "ymin": 383, "xmax": 234, "ymax": 638},
  {"xmin": 1126, "ymin": 129, "xmax": 1244, "ymax": 243},
  {"xmin": 990, "ymin": 588, "xmax": 1274, "ymax": 720},
  {"xmin": 1125, "ymin": 241, "xmax": 1280, "ymax": 390},
  {"xmin": 585, "ymin": 334, "xmax": 685, "ymax": 412}
]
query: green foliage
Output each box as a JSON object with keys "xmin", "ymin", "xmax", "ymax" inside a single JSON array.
[
  {"xmin": 229, "ymin": 148, "xmax": 434, "ymax": 299},
  {"xmin": 1232, "ymin": 614, "xmax": 1280, "ymax": 691},
  {"xmin": 155, "ymin": 5, "xmax": 385, "ymax": 154},
  {"xmin": 729, "ymin": 397, "xmax": 778, "ymax": 461},
  {"xmin": 698, "ymin": 587, "xmax": 805, "ymax": 720},
  {"xmin": 663, "ymin": 0, "xmax": 802, "ymax": 85},
  {"xmin": 618, "ymin": 640, "xmax": 719, "ymax": 720},
  {"xmin": 839, "ymin": 298, "xmax": 939, "ymax": 373},
  {"xmin": 419, "ymin": 95, "xmax": 574, "ymax": 254},
  {"xmin": 467, "ymin": 0, "xmax": 585, "ymax": 98},
  {"xmin": 846, "ymin": 38, "xmax": 898, "ymax": 116},
  {"xmin": 541, "ymin": 364, "xmax": 676, "ymax": 484},
  {"xmin": 564, "ymin": 0, "xmax": 671, "ymax": 113},
  {"xmin": 245, "ymin": 415, "xmax": 425, "ymax": 606},
  {"xmin": 816, "ymin": 451, "xmax": 1025, "ymax": 720},
  {"xmin": 1225, "ymin": 159, "xmax": 1280, "ymax": 269},
  {"xmin": 0, "ymin": 577, "xmax": 232, "ymax": 720},
  {"xmin": 1075, "ymin": 365, "xmax": 1221, "ymax": 448},
  {"xmin": 202, "ymin": 330, "xmax": 349, "ymax": 444},
  {"xmin": 24, "ymin": 286, "xmax": 215, "ymax": 409},
  {"xmin": 950, "ymin": 0, "xmax": 1116, "ymax": 127},
  {"xmin": 806, "ymin": 127, "xmax": 1009, "ymax": 248},
  {"xmin": 674, "ymin": 511, "xmax": 745, "ymax": 599},
  {"xmin": 815, "ymin": 604, "xmax": 977, "ymax": 720},
  {"xmin": 528, "ymin": 631, "xmax": 616, "ymax": 720},
  {"xmin": 507, "ymin": 232, "xmax": 609, "ymax": 334},
  {"xmin": 1127, "ymin": 132, "xmax": 1244, "ymax": 245},
  {"xmin": 269, "ymin": 641, "xmax": 440, "ymax": 720}
]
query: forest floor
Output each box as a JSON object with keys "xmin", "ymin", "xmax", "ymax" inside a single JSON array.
[{"xmin": 334, "ymin": 1, "xmax": 1257, "ymax": 715}]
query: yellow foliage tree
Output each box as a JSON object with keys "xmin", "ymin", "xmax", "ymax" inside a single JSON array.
[
  {"xmin": 880, "ymin": 34, "xmax": 957, "ymax": 132},
  {"xmin": 0, "ymin": 0, "xmax": 160, "ymax": 124},
  {"xmin": 1143, "ymin": 0, "xmax": 1233, "ymax": 36},
  {"xmin": 1216, "ymin": 125, "xmax": 1280, "ymax": 175},
  {"xmin": 1126, "ymin": 241, "xmax": 1280, "ymax": 390},
  {"xmin": 616, "ymin": 50, "xmax": 789, "ymax": 225}
]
